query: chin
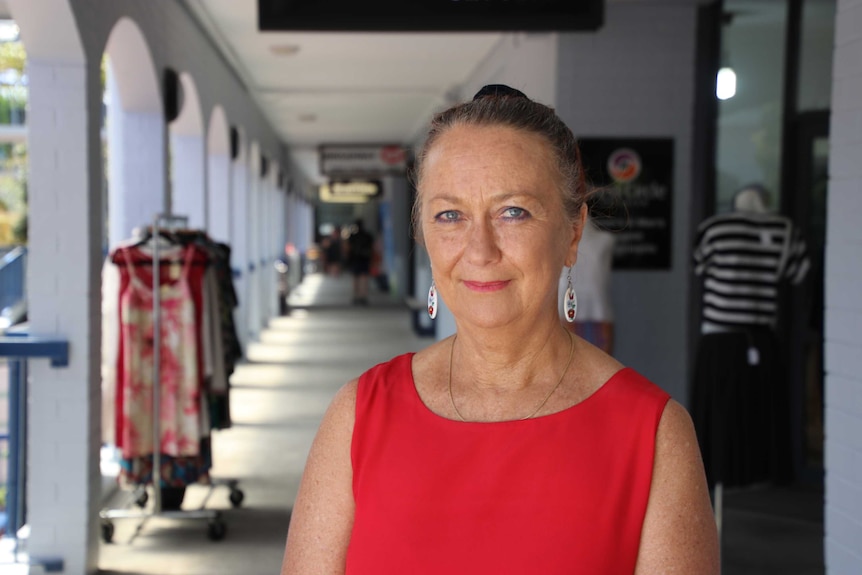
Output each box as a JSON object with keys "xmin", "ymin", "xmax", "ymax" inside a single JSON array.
[{"xmin": 454, "ymin": 305, "xmax": 521, "ymax": 330}]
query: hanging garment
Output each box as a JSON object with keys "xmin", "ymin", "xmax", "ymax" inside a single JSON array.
[
  {"xmin": 117, "ymin": 243, "xmax": 203, "ymax": 458},
  {"xmin": 111, "ymin": 242, "xmax": 212, "ymax": 486},
  {"xmin": 692, "ymin": 211, "xmax": 809, "ymax": 332},
  {"xmin": 173, "ymin": 232, "xmax": 240, "ymax": 429},
  {"xmin": 690, "ymin": 327, "xmax": 791, "ymax": 488}
]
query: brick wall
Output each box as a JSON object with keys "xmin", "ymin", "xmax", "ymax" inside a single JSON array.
[{"xmin": 825, "ymin": 0, "xmax": 862, "ymax": 572}]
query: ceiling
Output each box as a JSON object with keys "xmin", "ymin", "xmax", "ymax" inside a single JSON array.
[{"xmin": 183, "ymin": 0, "xmax": 504, "ymax": 185}]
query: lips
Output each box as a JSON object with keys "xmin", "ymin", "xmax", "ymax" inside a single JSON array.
[{"xmin": 463, "ymin": 280, "xmax": 510, "ymax": 292}]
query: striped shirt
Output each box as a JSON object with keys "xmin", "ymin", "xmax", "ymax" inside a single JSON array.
[{"xmin": 693, "ymin": 212, "xmax": 809, "ymax": 330}]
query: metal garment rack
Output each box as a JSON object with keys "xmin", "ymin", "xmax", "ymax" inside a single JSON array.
[{"xmin": 100, "ymin": 214, "xmax": 241, "ymax": 543}]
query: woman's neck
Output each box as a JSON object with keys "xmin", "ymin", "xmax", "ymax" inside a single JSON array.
[{"xmin": 451, "ymin": 318, "xmax": 572, "ymax": 393}]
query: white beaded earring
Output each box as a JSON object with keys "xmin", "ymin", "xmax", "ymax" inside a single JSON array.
[
  {"xmin": 427, "ymin": 279, "xmax": 438, "ymax": 319},
  {"xmin": 564, "ymin": 267, "xmax": 577, "ymax": 323}
]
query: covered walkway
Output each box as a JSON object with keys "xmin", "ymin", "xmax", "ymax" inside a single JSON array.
[{"xmin": 91, "ymin": 273, "xmax": 823, "ymax": 575}]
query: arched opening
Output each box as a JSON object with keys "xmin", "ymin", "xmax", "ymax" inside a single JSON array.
[
  {"xmin": 169, "ymin": 71, "xmax": 205, "ymax": 229},
  {"xmin": 207, "ymin": 106, "xmax": 231, "ymax": 243},
  {"xmin": 99, "ymin": 14, "xmax": 163, "ymax": 515},
  {"xmin": 103, "ymin": 16, "xmax": 163, "ymax": 248}
]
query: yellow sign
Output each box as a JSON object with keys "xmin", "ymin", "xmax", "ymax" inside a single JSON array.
[{"xmin": 319, "ymin": 180, "xmax": 380, "ymax": 203}]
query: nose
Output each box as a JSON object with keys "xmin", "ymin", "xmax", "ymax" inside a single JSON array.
[{"xmin": 464, "ymin": 217, "xmax": 501, "ymax": 265}]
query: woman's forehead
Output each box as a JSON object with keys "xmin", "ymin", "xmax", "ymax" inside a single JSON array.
[{"xmin": 425, "ymin": 125, "xmax": 548, "ymax": 171}]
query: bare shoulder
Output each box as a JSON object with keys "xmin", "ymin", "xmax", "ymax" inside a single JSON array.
[
  {"xmin": 635, "ymin": 399, "xmax": 720, "ymax": 574},
  {"xmin": 569, "ymin": 334, "xmax": 625, "ymax": 396},
  {"xmin": 280, "ymin": 379, "xmax": 359, "ymax": 575}
]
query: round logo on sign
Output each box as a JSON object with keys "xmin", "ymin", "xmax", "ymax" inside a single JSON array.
[
  {"xmin": 607, "ymin": 148, "xmax": 641, "ymax": 184},
  {"xmin": 380, "ymin": 145, "xmax": 406, "ymax": 166}
]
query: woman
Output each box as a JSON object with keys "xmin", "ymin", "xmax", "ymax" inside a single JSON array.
[{"xmin": 281, "ymin": 85, "xmax": 719, "ymax": 574}]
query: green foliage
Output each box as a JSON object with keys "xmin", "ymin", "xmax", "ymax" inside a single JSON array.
[
  {"xmin": 0, "ymin": 41, "xmax": 25, "ymax": 75},
  {"xmin": 0, "ymin": 142, "xmax": 27, "ymax": 245}
]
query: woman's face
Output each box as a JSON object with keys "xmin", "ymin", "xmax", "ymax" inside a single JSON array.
[{"xmin": 419, "ymin": 123, "xmax": 582, "ymax": 330}]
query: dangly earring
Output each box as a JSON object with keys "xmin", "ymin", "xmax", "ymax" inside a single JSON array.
[
  {"xmin": 564, "ymin": 267, "xmax": 577, "ymax": 323},
  {"xmin": 428, "ymin": 278, "xmax": 438, "ymax": 319}
]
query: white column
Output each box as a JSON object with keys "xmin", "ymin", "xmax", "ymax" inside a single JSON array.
[
  {"xmin": 170, "ymin": 133, "xmax": 206, "ymax": 228},
  {"xmin": 107, "ymin": 69, "xmax": 166, "ymax": 247},
  {"xmin": 231, "ymin": 160, "xmax": 249, "ymax": 351},
  {"xmin": 246, "ymin": 167, "xmax": 260, "ymax": 340},
  {"xmin": 258, "ymin": 176, "xmax": 271, "ymax": 326},
  {"xmin": 825, "ymin": 1, "xmax": 862, "ymax": 571},
  {"xmin": 208, "ymin": 153, "xmax": 231, "ymax": 243},
  {"xmin": 26, "ymin": 59, "xmax": 102, "ymax": 574}
]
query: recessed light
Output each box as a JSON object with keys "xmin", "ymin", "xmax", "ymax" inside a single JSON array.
[{"xmin": 269, "ymin": 44, "xmax": 301, "ymax": 56}]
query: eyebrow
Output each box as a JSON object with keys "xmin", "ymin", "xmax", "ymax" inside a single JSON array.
[{"xmin": 425, "ymin": 191, "xmax": 540, "ymax": 204}]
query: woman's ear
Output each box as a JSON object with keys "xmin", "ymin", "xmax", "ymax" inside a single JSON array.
[{"xmin": 565, "ymin": 203, "xmax": 588, "ymax": 267}]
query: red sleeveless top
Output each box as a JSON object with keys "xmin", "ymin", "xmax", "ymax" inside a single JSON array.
[{"xmin": 347, "ymin": 353, "xmax": 670, "ymax": 575}]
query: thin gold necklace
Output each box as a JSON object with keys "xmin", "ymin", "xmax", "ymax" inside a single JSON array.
[{"xmin": 447, "ymin": 330, "xmax": 575, "ymax": 422}]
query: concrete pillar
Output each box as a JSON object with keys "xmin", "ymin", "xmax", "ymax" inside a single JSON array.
[{"xmin": 26, "ymin": 58, "xmax": 103, "ymax": 575}]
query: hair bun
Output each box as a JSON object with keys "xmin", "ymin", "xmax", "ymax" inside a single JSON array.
[{"xmin": 472, "ymin": 84, "xmax": 529, "ymax": 101}]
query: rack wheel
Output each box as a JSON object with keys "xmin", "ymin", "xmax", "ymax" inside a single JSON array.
[
  {"xmin": 135, "ymin": 491, "xmax": 149, "ymax": 508},
  {"xmin": 229, "ymin": 488, "xmax": 245, "ymax": 508},
  {"xmin": 101, "ymin": 521, "xmax": 115, "ymax": 544},
  {"xmin": 207, "ymin": 519, "xmax": 227, "ymax": 541}
]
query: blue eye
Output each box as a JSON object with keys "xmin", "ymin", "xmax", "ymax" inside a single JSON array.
[
  {"xmin": 503, "ymin": 207, "xmax": 529, "ymax": 220},
  {"xmin": 434, "ymin": 210, "xmax": 461, "ymax": 222}
]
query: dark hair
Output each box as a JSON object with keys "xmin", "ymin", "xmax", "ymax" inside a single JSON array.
[{"xmin": 411, "ymin": 85, "xmax": 588, "ymax": 241}]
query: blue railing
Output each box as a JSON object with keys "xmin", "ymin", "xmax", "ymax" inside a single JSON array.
[
  {"xmin": 0, "ymin": 247, "xmax": 26, "ymax": 312},
  {"xmin": 0, "ymin": 332, "xmax": 68, "ymax": 572}
]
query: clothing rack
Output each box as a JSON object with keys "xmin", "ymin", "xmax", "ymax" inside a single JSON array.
[{"xmin": 100, "ymin": 213, "xmax": 243, "ymax": 543}]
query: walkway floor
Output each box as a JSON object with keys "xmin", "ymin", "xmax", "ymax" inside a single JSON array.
[{"xmin": 93, "ymin": 272, "xmax": 823, "ymax": 574}]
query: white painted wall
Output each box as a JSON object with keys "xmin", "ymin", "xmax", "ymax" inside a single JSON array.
[
  {"xmin": 824, "ymin": 0, "xmax": 862, "ymax": 572},
  {"xmin": 556, "ymin": 3, "xmax": 698, "ymax": 404}
]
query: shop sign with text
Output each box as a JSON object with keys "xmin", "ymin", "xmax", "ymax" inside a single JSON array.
[
  {"xmin": 578, "ymin": 138, "xmax": 674, "ymax": 270},
  {"xmin": 319, "ymin": 145, "xmax": 407, "ymax": 177}
]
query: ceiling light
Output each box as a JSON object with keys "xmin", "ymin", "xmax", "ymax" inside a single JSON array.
[
  {"xmin": 269, "ymin": 44, "xmax": 301, "ymax": 56},
  {"xmin": 716, "ymin": 67, "xmax": 737, "ymax": 100}
]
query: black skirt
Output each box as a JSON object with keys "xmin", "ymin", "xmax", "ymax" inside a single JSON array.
[{"xmin": 690, "ymin": 327, "xmax": 792, "ymax": 489}]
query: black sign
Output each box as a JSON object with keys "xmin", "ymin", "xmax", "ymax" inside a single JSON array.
[
  {"xmin": 259, "ymin": 0, "xmax": 604, "ymax": 32},
  {"xmin": 578, "ymin": 138, "xmax": 674, "ymax": 270}
]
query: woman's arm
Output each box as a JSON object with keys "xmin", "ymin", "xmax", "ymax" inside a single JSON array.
[
  {"xmin": 635, "ymin": 399, "xmax": 721, "ymax": 574},
  {"xmin": 281, "ymin": 379, "xmax": 358, "ymax": 575}
]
